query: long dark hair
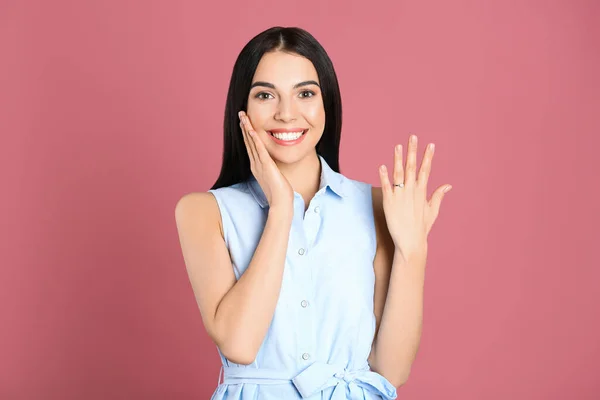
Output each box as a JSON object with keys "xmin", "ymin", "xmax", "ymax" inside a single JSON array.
[{"xmin": 210, "ymin": 26, "xmax": 343, "ymax": 190}]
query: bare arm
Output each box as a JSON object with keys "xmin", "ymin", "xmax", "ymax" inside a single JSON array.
[{"xmin": 175, "ymin": 192, "xmax": 293, "ymax": 365}]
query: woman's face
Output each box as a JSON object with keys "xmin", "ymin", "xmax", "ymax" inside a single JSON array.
[{"xmin": 246, "ymin": 51, "xmax": 325, "ymax": 165}]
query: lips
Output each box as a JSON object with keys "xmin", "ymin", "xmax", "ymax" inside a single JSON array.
[
  {"xmin": 267, "ymin": 129, "xmax": 308, "ymax": 134},
  {"xmin": 267, "ymin": 129, "xmax": 308, "ymax": 145},
  {"xmin": 268, "ymin": 130, "xmax": 307, "ymax": 138}
]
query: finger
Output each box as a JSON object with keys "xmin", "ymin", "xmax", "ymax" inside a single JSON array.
[
  {"xmin": 379, "ymin": 165, "xmax": 392, "ymax": 196},
  {"xmin": 393, "ymin": 144, "xmax": 404, "ymax": 187},
  {"xmin": 239, "ymin": 115, "xmax": 257, "ymax": 163},
  {"xmin": 240, "ymin": 121, "xmax": 257, "ymax": 164},
  {"xmin": 241, "ymin": 114, "xmax": 259, "ymax": 162},
  {"xmin": 244, "ymin": 116, "xmax": 260, "ymax": 160},
  {"xmin": 405, "ymin": 134, "xmax": 418, "ymax": 185},
  {"xmin": 248, "ymin": 126, "xmax": 271, "ymax": 164},
  {"xmin": 243, "ymin": 114, "xmax": 271, "ymax": 164},
  {"xmin": 417, "ymin": 142, "xmax": 434, "ymax": 189},
  {"xmin": 428, "ymin": 184, "xmax": 452, "ymax": 217}
]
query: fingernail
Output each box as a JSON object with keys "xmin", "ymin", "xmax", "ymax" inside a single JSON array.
[
  {"xmin": 396, "ymin": 144, "xmax": 401, "ymax": 153},
  {"xmin": 443, "ymin": 185, "xmax": 452, "ymax": 193},
  {"xmin": 430, "ymin": 143, "xmax": 435, "ymax": 151},
  {"xmin": 410, "ymin": 135, "xmax": 416, "ymax": 143}
]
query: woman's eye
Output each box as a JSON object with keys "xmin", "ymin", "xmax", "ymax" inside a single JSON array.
[
  {"xmin": 300, "ymin": 90, "xmax": 315, "ymax": 98},
  {"xmin": 255, "ymin": 92, "xmax": 274, "ymax": 100}
]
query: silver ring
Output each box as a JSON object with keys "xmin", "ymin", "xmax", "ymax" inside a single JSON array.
[{"xmin": 393, "ymin": 183, "xmax": 405, "ymax": 188}]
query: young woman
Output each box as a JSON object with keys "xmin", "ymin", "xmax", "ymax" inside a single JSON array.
[{"xmin": 175, "ymin": 26, "xmax": 452, "ymax": 400}]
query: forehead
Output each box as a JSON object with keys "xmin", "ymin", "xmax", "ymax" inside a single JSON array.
[{"xmin": 252, "ymin": 51, "xmax": 319, "ymax": 87}]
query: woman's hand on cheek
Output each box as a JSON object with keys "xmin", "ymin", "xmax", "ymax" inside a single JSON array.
[{"xmin": 239, "ymin": 111, "xmax": 294, "ymax": 211}]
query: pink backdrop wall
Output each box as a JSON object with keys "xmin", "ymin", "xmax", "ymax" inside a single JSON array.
[{"xmin": 1, "ymin": 0, "xmax": 599, "ymax": 399}]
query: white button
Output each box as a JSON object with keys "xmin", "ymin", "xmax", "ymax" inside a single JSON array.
[
  {"xmin": 298, "ymin": 248, "xmax": 305, "ymax": 255},
  {"xmin": 302, "ymin": 353, "xmax": 310, "ymax": 360},
  {"xmin": 314, "ymin": 206, "xmax": 320, "ymax": 213},
  {"xmin": 301, "ymin": 300, "xmax": 308, "ymax": 308}
]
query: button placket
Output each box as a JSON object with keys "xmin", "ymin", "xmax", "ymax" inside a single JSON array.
[
  {"xmin": 297, "ymin": 218, "xmax": 315, "ymax": 364},
  {"xmin": 297, "ymin": 258, "xmax": 313, "ymax": 362},
  {"xmin": 303, "ymin": 202, "xmax": 322, "ymax": 251}
]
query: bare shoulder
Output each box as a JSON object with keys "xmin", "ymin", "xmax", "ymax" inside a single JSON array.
[
  {"xmin": 175, "ymin": 191, "xmax": 223, "ymax": 237},
  {"xmin": 370, "ymin": 186, "xmax": 394, "ymax": 250},
  {"xmin": 175, "ymin": 191, "xmax": 217, "ymax": 217},
  {"xmin": 370, "ymin": 187, "xmax": 385, "ymax": 232},
  {"xmin": 371, "ymin": 186, "xmax": 383, "ymax": 214}
]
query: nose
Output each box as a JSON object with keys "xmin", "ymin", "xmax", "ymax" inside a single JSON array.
[{"xmin": 274, "ymin": 97, "xmax": 297, "ymax": 122}]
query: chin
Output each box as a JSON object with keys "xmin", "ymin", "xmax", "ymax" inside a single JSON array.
[{"xmin": 267, "ymin": 148, "xmax": 310, "ymax": 165}]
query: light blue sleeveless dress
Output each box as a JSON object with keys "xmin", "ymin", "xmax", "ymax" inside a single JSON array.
[{"xmin": 207, "ymin": 155, "xmax": 397, "ymax": 400}]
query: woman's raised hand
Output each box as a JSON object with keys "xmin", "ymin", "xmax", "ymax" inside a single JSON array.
[
  {"xmin": 239, "ymin": 111, "xmax": 294, "ymax": 211},
  {"xmin": 378, "ymin": 135, "xmax": 452, "ymax": 262}
]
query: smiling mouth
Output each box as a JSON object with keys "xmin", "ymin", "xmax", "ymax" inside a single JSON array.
[{"xmin": 267, "ymin": 130, "xmax": 307, "ymax": 141}]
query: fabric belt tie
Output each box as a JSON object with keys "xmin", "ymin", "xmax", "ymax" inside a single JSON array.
[{"xmin": 220, "ymin": 362, "xmax": 397, "ymax": 399}]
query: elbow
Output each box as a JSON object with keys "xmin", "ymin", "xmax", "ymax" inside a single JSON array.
[
  {"xmin": 219, "ymin": 346, "xmax": 256, "ymax": 366},
  {"xmin": 389, "ymin": 378, "xmax": 407, "ymax": 389},
  {"xmin": 389, "ymin": 369, "xmax": 411, "ymax": 388},
  {"xmin": 213, "ymin": 330, "xmax": 258, "ymax": 366},
  {"xmin": 209, "ymin": 311, "xmax": 261, "ymax": 365},
  {"xmin": 370, "ymin": 353, "xmax": 410, "ymax": 388}
]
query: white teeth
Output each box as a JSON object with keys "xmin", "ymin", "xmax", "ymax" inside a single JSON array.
[{"xmin": 270, "ymin": 130, "xmax": 305, "ymax": 141}]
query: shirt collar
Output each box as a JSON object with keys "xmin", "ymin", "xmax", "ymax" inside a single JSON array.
[{"xmin": 247, "ymin": 154, "xmax": 346, "ymax": 208}]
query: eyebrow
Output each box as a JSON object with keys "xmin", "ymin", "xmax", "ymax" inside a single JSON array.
[{"xmin": 250, "ymin": 80, "xmax": 320, "ymax": 90}]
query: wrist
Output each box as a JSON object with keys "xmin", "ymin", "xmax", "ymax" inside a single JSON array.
[
  {"xmin": 268, "ymin": 205, "xmax": 293, "ymax": 221},
  {"xmin": 394, "ymin": 245, "xmax": 428, "ymax": 264}
]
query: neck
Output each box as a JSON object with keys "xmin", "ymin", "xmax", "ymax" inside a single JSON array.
[{"xmin": 275, "ymin": 152, "xmax": 322, "ymax": 206}]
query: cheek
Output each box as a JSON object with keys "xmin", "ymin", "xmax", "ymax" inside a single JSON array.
[
  {"xmin": 245, "ymin": 107, "xmax": 270, "ymax": 129},
  {"xmin": 303, "ymin": 102, "xmax": 326, "ymax": 127}
]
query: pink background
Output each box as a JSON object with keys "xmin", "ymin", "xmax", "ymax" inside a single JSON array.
[{"xmin": 1, "ymin": 0, "xmax": 599, "ymax": 399}]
